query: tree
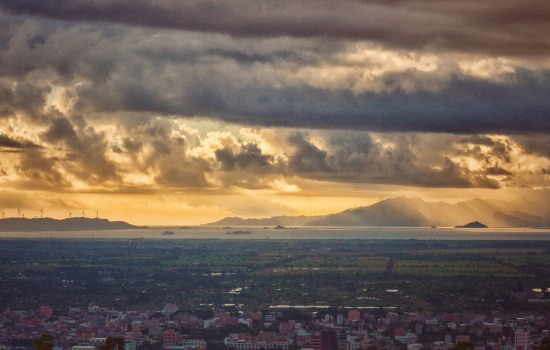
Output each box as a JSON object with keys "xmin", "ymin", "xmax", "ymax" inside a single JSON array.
[
  {"xmin": 449, "ymin": 342, "xmax": 474, "ymax": 350},
  {"xmin": 502, "ymin": 326, "xmax": 515, "ymax": 340},
  {"xmin": 33, "ymin": 334, "xmax": 54, "ymax": 350},
  {"xmin": 533, "ymin": 337, "xmax": 550, "ymax": 350},
  {"xmin": 100, "ymin": 337, "xmax": 125, "ymax": 350}
]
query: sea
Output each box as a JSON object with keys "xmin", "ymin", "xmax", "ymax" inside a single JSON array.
[{"xmin": 1, "ymin": 226, "xmax": 550, "ymax": 240}]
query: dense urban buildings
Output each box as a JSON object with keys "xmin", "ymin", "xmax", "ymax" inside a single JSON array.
[{"xmin": 1, "ymin": 302, "xmax": 550, "ymax": 350}]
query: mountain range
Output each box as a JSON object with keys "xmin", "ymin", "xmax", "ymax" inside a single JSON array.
[
  {"xmin": 206, "ymin": 196, "xmax": 550, "ymax": 228},
  {"xmin": 0, "ymin": 217, "xmax": 141, "ymax": 232}
]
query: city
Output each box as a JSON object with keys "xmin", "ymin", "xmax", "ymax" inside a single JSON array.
[
  {"xmin": 1, "ymin": 239, "xmax": 549, "ymax": 350},
  {"xmin": 2, "ymin": 300, "xmax": 550, "ymax": 350}
]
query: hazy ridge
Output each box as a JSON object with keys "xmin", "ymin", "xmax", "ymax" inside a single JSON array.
[
  {"xmin": 203, "ymin": 215, "xmax": 325, "ymax": 227},
  {"xmin": 207, "ymin": 197, "xmax": 550, "ymax": 228},
  {"xmin": 0, "ymin": 217, "xmax": 141, "ymax": 232}
]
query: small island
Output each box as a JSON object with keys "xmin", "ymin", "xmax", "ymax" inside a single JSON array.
[
  {"xmin": 162, "ymin": 231, "xmax": 175, "ymax": 235},
  {"xmin": 274, "ymin": 225, "xmax": 287, "ymax": 229},
  {"xmin": 226, "ymin": 230, "xmax": 252, "ymax": 235},
  {"xmin": 455, "ymin": 221, "xmax": 488, "ymax": 228}
]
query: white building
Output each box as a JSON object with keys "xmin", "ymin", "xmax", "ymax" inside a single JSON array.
[
  {"xmin": 238, "ymin": 318, "xmax": 252, "ymax": 327},
  {"xmin": 225, "ymin": 335, "xmax": 290, "ymax": 350},
  {"xmin": 346, "ymin": 335, "xmax": 362, "ymax": 350},
  {"xmin": 407, "ymin": 344, "xmax": 423, "ymax": 350},
  {"xmin": 204, "ymin": 317, "xmax": 220, "ymax": 328},
  {"xmin": 72, "ymin": 347, "xmax": 96, "ymax": 350},
  {"xmin": 180, "ymin": 339, "xmax": 207, "ymax": 349},
  {"xmin": 395, "ymin": 333, "xmax": 418, "ymax": 345},
  {"xmin": 162, "ymin": 303, "xmax": 178, "ymax": 315},
  {"xmin": 515, "ymin": 329, "xmax": 529, "ymax": 350}
]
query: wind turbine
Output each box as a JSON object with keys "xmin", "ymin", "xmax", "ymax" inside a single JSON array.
[
  {"xmin": 81, "ymin": 210, "xmax": 85, "ymax": 218},
  {"xmin": 40, "ymin": 207, "xmax": 44, "ymax": 219},
  {"xmin": 95, "ymin": 210, "xmax": 99, "ymax": 219},
  {"xmin": 1, "ymin": 211, "xmax": 4, "ymax": 219},
  {"xmin": 17, "ymin": 207, "xmax": 21, "ymax": 218},
  {"xmin": 68, "ymin": 211, "xmax": 72, "ymax": 218}
]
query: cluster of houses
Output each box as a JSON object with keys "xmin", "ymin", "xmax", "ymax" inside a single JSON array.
[{"xmin": 1, "ymin": 303, "xmax": 549, "ymax": 350}]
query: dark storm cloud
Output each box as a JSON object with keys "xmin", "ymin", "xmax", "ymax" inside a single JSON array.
[
  {"xmin": 3, "ymin": 0, "xmax": 550, "ymax": 57},
  {"xmin": 40, "ymin": 116, "xmax": 120, "ymax": 184},
  {"xmin": 117, "ymin": 118, "xmax": 212, "ymax": 188},
  {"xmin": 515, "ymin": 135, "xmax": 550, "ymax": 158},
  {"xmin": 285, "ymin": 131, "xmax": 500, "ymax": 188},
  {"xmin": 192, "ymin": 70, "xmax": 550, "ymax": 134},
  {"xmin": 137, "ymin": 47, "xmax": 309, "ymax": 66},
  {"xmin": 458, "ymin": 136, "xmax": 495, "ymax": 146},
  {"xmin": 0, "ymin": 83, "xmax": 51, "ymax": 122},
  {"xmin": 154, "ymin": 159, "xmax": 210, "ymax": 188},
  {"xmin": 213, "ymin": 143, "xmax": 287, "ymax": 190},
  {"xmin": 215, "ymin": 144, "xmax": 276, "ymax": 173},
  {"xmin": 2, "ymin": 13, "xmax": 550, "ymax": 134},
  {"xmin": 0, "ymin": 134, "xmax": 41, "ymax": 150},
  {"xmin": 15, "ymin": 150, "xmax": 70, "ymax": 190},
  {"xmin": 455, "ymin": 137, "xmax": 513, "ymax": 166},
  {"xmin": 73, "ymin": 68, "xmax": 550, "ymax": 134},
  {"xmin": 486, "ymin": 166, "xmax": 512, "ymax": 176}
]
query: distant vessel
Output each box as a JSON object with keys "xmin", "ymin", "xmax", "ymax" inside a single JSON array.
[
  {"xmin": 162, "ymin": 231, "xmax": 175, "ymax": 235},
  {"xmin": 274, "ymin": 225, "xmax": 287, "ymax": 229},
  {"xmin": 226, "ymin": 230, "xmax": 252, "ymax": 235}
]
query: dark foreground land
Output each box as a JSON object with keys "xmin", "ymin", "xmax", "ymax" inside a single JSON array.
[{"xmin": 1, "ymin": 238, "xmax": 550, "ymax": 314}]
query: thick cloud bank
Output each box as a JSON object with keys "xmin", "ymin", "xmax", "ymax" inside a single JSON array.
[
  {"xmin": 0, "ymin": 2, "xmax": 550, "ymax": 133},
  {"xmin": 0, "ymin": 1, "xmax": 549, "ymax": 205},
  {"xmin": 3, "ymin": 0, "xmax": 550, "ymax": 56}
]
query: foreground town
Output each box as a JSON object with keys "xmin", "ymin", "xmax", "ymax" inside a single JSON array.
[
  {"xmin": 2, "ymin": 303, "xmax": 549, "ymax": 350},
  {"xmin": 2, "ymin": 239, "xmax": 550, "ymax": 350}
]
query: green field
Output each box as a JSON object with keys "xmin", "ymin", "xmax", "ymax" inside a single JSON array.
[
  {"xmin": 1, "ymin": 239, "xmax": 550, "ymax": 313},
  {"xmin": 394, "ymin": 259, "xmax": 528, "ymax": 276}
]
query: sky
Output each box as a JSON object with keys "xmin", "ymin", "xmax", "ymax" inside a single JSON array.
[{"xmin": 0, "ymin": 0, "xmax": 549, "ymax": 225}]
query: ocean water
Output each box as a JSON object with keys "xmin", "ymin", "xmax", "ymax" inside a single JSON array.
[{"xmin": 1, "ymin": 226, "xmax": 550, "ymax": 240}]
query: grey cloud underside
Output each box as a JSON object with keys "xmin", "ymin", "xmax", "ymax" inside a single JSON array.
[
  {"xmin": 285, "ymin": 131, "xmax": 502, "ymax": 189},
  {"xmin": 2, "ymin": 88, "xmax": 533, "ymax": 191},
  {"xmin": 83, "ymin": 71, "xmax": 550, "ymax": 133},
  {"xmin": 1, "ymin": 14, "xmax": 550, "ymax": 134},
  {"xmin": 0, "ymin": 134, "xmax": 41, "ymax": 150},
  {"xmin": 3, "ymin": 0, "xmax": 550, "ymax": 57}
]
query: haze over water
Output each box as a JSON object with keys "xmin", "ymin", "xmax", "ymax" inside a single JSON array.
[{"xmin": 2, "ymin": 227, "xmax": 550, "ymax": 240}]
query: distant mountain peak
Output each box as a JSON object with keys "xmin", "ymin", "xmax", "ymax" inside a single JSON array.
[{"xmin": 205, "ymin": 196, "xmax": 548, "ymax": 228}]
